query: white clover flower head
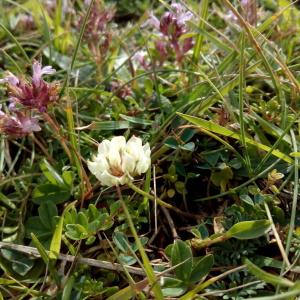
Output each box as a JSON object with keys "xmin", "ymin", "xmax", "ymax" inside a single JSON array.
[{"xmin": 88, "ymin": 135, "xmax": 151, "ymax": 187}]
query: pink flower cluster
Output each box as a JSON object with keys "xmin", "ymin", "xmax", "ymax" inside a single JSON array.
[
  {"xmin": 143, "ymin": 2, "xmax": 194, "ymax": 63},
  {"xmin": 79, "ymin": 0, "xmax": 115, "ymax": 58},
  {"xmin": 0, "ymin": 108, "xmax": 40, "ymax": 138},
  {"xmin": 0, "ymin": 61, "xmax": 58, "ymax": 138}
]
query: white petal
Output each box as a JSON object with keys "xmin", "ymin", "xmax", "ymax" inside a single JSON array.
[
  {"xmin": 108, "ymin": 136, "xmax": 126, "ymax": 168},
  {"xmin": 118, "ymin": 175, "xmax": 128, "ymax": 185},
  {"xmin": 98, "ymin": 170, "xmax": 127, "ymax": 187},
  {"xmin": 98, "ymin": 170, "xmax": 116, "ymax": 187},
  {"xmin": 94, "ymin": 154, "xmax": 109, "ymax": 171},
  {"xmin": 127, "ymin": 135, "xmax": 142, "ymax": 148},
  {"xmin": 87, "ymin": 160, "xmax": 103, "ymax": 181},
  {"xmin": 110, "ymin": 136, "xmax": 126, "ymax": 152},
  {"xmin": 108, "ymin": 149, "xmax": 122, "ymax": 169},
  {"xmin": 125, "ymin": 138, "xmax": 151, "ymax": 175},
  {"xmin": 98, "ymin": 139, "xmax": 111, "ymax": 155},
  {"xmin": 143, "ymin": 143, "xmax": 151, "ymax": 157},
  {"xmin": 122, "ymin": 152, "xmax": 136, "ymax": 174},
  {"xmin": 88, "ymin": 135, "xmax": 151, "ymax": 185},
  {"xmin": 136, "ymin": 155, "xmax": 151, "ymax": 174},
  {"xmin": 125, "ymin": 136, "xmax": 142, "ymax": 160},
  {"xmin": 136, "ymin": 143, "xmax": 151, "ymax": 174}
]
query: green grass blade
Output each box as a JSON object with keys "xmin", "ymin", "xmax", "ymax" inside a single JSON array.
[
  {"xmin": 0, "ymin": 23, "xmax": 30, "ymax": 63},
  {"xmin": 239, "ymin": 31, "xmax": 252, "ymax": 174},
  {"xmin": 254, "ymin": 115, "xmax": 298, "ymax": 173},
  {"xmin": 284, "ymin": 129, "xmax": 299, "ymax": 258},
  {"xmin": 245, "ymin": 259, "xmax": 294, "ymax": 287},
  {"xmin": 177, "ymin": 113, "xmax": 293, "ymax": 164},
  {"xmin": 31, "ymin": 233, "xmax": 60, "ymax": 285},
  {"xmin": 59, "ymin": 0, "xmax": 94, "ymax": 97},
  {"xmin": 192, "ymin": 0, "xmax": 209, "ymax": 64},
  {"xmin": 49, "ymin": 201, "xmax": 76, "ymax": 260},
  {"xmin": 248, "ymin": 289, "xmax": 300, "ymax": 300},
  {"xmin": 119, "ymin": 193, "xmax": 163, "ymax": 299}
]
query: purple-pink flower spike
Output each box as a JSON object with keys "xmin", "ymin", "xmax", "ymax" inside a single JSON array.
[
  {"xmin": 0, "ymin": 108, "xmax": 41, "ymax": 138},
  {"xmin": 142, "ymin": 2, "xmax": 194, "ymax": 63},
  {"xmin": 241, "ymin": 0, "xmax": 257, "ymax": 26},
  {"xmin": 0, "ymin": 61, "xmax": 58, "ymax": 112}
]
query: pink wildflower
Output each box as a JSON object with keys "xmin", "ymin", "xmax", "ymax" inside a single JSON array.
[
  {"xmin": 0, "ymin": 107, "xmax": 40, "ymax": 138},
  {"xmin": 0, "ymin": 61, "xmax": 58, "ymax": 112},
  {"xmin": 143, "ymin": 2, "xmax": 194, "ymax": 63}
]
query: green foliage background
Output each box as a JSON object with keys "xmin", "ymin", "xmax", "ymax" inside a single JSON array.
[{"xmin": 0, "ymin": 0, "xmax": 300, "ymax": 299}]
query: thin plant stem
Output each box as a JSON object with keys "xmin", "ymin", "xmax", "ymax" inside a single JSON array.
[
  {"xmin": 30, "ymin": 135, "xmax": 54, "ymax": 163},
  {"xmin": 264, "ymin": 202, "xmax": 290, "ymax": 268},
  {"xmin": 192, "ymin": 0, "xmax": 209, "ymax": 65},
  {"xmin": 116, "ymin": 185, "xmax": 164, "ymax": 300},
  {"xmin": 284, "ymin": 129, "xmax": 299, "ymax": 257},
  {"xmin": 127, "ymin": 181, "xmax": 202, "ymax": 219},
  {"xmin": 62, "ymin": 1, "xmax": 94, "ymax": 202},
  {"xmin": 239, "ymin": 31, "xmax": 252, "ymax": 175},
  {"xmin": 42, "ymin": 112, "xmax": 73, "ymax": 162}
]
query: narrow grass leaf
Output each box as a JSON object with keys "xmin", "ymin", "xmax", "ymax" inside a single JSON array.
[
  {"xmin": 248, "ymin": 289, "xmax": 300, "ymax": 300},
  {"xmin": 245, "ymin": 258, "xmax": 294, "ymax": 287},
  {"xmin": 30, "ymin": 233, "xmax": 49, "ymax": 264},
  {"xmin": 120, "ymin": 199, "xmax": 163, "ymax": 299},
  {"xmin": 192, "ymin": 0, "xmax": 209, "ymax": 64},
  {"xmin": 0, "ymin": 23, "xmax": 30, "ymax": 63},
  {"xmin": 49, "ymin": 201, "xmax": 76, "ymax": 260},
  {"xmin": 62, "ymin": 275, "xmax": 75, "ymax": 300},
  {"xmin": 0, "ymin": 193, "xmax": 16, "ymax": 210},
  {"xmin": 40, "ymin": 159, "xmax": 65, "ymax": 186},
  {"xmin": 177, "ymin": 113, "xmax": 293, "ymax": 164},
  {"xmin": 120, "ymin": 114, "xmax": 153, "ymax": 126},
  {"xmin": 91, "ymin": 121, "xmax": 131, "ymax": 131},
  {"xmin": 107, "ymin": 285, "xmax": 137, "ymax": 300}
]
